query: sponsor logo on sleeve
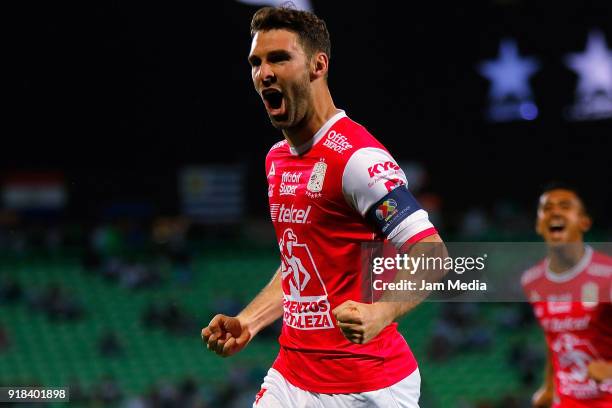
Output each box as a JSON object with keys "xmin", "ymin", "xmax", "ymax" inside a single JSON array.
[
  {"xmin": 367, "ymin": 161, "xmax": 405, "ymax": 191},
  {"xmin": 384, "ymin": 178, "xmax": 405, "ymax": 193},
  {"xmin": 368, "ymin": 161, "xmax": 400, "ymax": 177}
]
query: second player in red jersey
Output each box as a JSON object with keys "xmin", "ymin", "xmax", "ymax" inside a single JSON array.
[{"xmin": 522, "ymin": 186, "xmax": 612, "ymax": 408}]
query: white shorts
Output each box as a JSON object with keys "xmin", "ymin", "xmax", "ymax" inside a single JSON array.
[{"xmin": 253, "ymin": 367, "xmax": 420, "ymax": 408}]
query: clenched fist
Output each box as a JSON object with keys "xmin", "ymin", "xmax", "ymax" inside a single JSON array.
[
  {"xmin": 588, "ymin": 360, "xmax": 612, "ymax": 382},
  {"xmin": 201, "ymin": 314, "xmax": 251, "ymax": 357},
  {"xmin": 332, "ymin": 300, "xmax": 392, "ymax": 344}
]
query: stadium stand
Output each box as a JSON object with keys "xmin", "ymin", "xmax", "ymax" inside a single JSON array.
[{"xmin": 0, "ymin": 246, "xmax": 543, "ymax": 407}]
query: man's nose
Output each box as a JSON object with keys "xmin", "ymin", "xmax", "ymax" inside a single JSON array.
[
  {"xmin": 549, "ymin": 206, "xmax": 564, "ymax": 217},
  {"xmin": 259, "ymin": 63, "xmax": 276, "ymax": 87}
]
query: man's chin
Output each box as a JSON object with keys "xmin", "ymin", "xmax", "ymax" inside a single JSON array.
[
  {"xmin": 546, "ymin": 238, "xmax": 583, "ymax": 247},
  {"xmin": 268, "ymin": 114, "xmax": 290, "ymax": 129},
  {"xmin": 546, "ymin": 236, "xmax": 567, "ymax": 244}
]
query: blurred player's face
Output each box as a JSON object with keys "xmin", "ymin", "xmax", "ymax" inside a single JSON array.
[
  {"xmin": 536, "ymin": 189, "xmax": 591, "ymax": 243},
  {"xmin": 249, "ymin": 29, "xmax": 312, "ymax": 129}
]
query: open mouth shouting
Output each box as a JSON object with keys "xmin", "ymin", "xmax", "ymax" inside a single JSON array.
[
  {"xmin": 547, "ymin": 218, "xmax": 567, "ymax": 239},
  {"xmin": 262, "ymin": 88, "xmax": 286, "ymax": 118}
]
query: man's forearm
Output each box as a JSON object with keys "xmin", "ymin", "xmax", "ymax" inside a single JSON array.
[
  {"xmin": 236, "ymin": 266, "xmax": 284, "ymax": 337},
  {"xmin": 539, "ymin": 348, "xmax": 554, "ymax": 393},
  {"xmin": 334, "ymin": 234, "xmax": 447, "ymax": 345},
  {"xmin": 378, "ymin": 234, "xmax": 447, "ymax": 322}
]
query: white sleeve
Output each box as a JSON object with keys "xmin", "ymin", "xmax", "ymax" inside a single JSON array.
[{"xmin": 342, "ymin": 147, "xmax": 435, "ymax": 248}]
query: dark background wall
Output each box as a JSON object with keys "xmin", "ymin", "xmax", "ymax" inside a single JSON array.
[{"xmin": 6, "ymin": 1, "xmax": 612, "ymax": 231}]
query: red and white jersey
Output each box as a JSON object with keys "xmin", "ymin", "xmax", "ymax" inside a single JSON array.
[
  {"xmin": 265, "ymin": 111, "xmax": 436, "ymax": 393},
  {"xmin": 521, "ymin": 247, "xmax": 612, "ymax": 407}
]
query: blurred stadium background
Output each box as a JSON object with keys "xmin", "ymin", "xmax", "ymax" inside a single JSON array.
[{"xmin": 2, "ymin": 1, "xmax": 611, "ymax": 407}]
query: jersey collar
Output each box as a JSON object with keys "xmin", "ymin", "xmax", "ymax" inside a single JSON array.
[
  {"xmin": 544, "ymin": 245, "xmax": 593, "ymax": 283},
  {"xmin": 289, "ymin": 110, "xmax": 347, "ymax": 156}
]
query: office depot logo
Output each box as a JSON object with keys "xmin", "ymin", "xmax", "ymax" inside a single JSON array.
[
  {"xmin": 323, "ymin": 130, "xmax": 352, "ymax": 154},
  {"xmin": 270, "ymin": 204, "xmax": 312, "ymax": 224}
]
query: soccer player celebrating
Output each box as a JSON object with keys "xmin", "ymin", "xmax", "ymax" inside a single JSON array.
[
  {"xmin": 522, "ymin": 185, "xmax": 612, "ymax": 407},
  {"xmin": 201, "ymin": 5, "xmax": 442, "ymax": 407}
]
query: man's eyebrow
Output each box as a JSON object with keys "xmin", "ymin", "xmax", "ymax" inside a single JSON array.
[
  {"xmin": 267, "ymin": 49, "xmax": 292, "ymax": 59},
  {"xmin": 249, "ymin": 49, "xmax": 293, "ymax": 64},
  {"xmin": 543, "ymin": 198, "xmax": 573, "ymax": 207}
]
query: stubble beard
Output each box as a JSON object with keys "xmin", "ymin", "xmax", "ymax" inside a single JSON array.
[{"xmin": 269, "ymin": 73, "xmax": 311, "ymax": 130}]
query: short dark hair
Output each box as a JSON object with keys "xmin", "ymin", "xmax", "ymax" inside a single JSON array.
[
  {"xmin": 539, "ymin": 181, "xmax": 588, "ymax": 213},
  {"xmin": 250, "ymin": 4, "xmax": 331, "ymax": 60}
]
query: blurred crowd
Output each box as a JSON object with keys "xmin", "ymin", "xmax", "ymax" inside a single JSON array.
[
  {"xmin": 427, "ymin": 303, "xmax": 493, "ymax": 361},
  {"xmin": 0, "ymin": 277, "xmax": 84, "ymax": 321},
  {"xmin": 83, "ymin": 219, "xmax": 195, "ymax": 288},
  {"xmin": 142, "ymin": 301, "xmax": 199, "ymax": 336},
  {"xmin": 0, "ymin": 209, "xmax": 564, "ymax": 407}
]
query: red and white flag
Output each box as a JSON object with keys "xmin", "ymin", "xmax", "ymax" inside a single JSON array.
[{"xmin": 2, "ymin": 172, "xmax": 67, "ymax": 210}]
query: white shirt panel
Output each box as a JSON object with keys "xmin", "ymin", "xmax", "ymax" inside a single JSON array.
[
  {"xmin": 341, "ymin": 147, "xmax": 408, "ymax": 216},
  {"xmin": 342, "ymin": 147, "xmax": 434, "ymax": 247}
]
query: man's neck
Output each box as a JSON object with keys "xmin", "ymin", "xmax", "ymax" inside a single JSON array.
[
  {"xmin": 547, "ymin": 243, "xmax": 585, "ymax": 274},
  {"xmin": 283, "ymin": 86, "xmax": 338, "ymax": 149}
]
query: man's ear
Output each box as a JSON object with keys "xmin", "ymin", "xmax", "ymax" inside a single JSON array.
[
  {"xmin": 535, "ymin": 220, "xmax": 542, "ymax": 237},
  {"xmin": 579, "ymin": 213, "xmax": 592, "ymax": 234},
  {"xmin": 311, "ymin": 52, "xmax": 329, "ymax": 80},
  {"xmin": 535, "ymin": 207, "xmax": 544, "ymax": 237}
]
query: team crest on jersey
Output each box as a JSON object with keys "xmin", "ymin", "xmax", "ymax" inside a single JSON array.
[
  {"xmin": 306, "ymin": 161, "xmax": 327, "ymax": 198},
  {"xmin": 279, "ymin": 228, "xmax": 333, "ymax": 330},
  {"xmin": 581, "ymin": 281, "xmax": 599, "ymax": 308},
  {"xmin": 375, "ymin": 199, "xmax": 398, "ymax": 222}
]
